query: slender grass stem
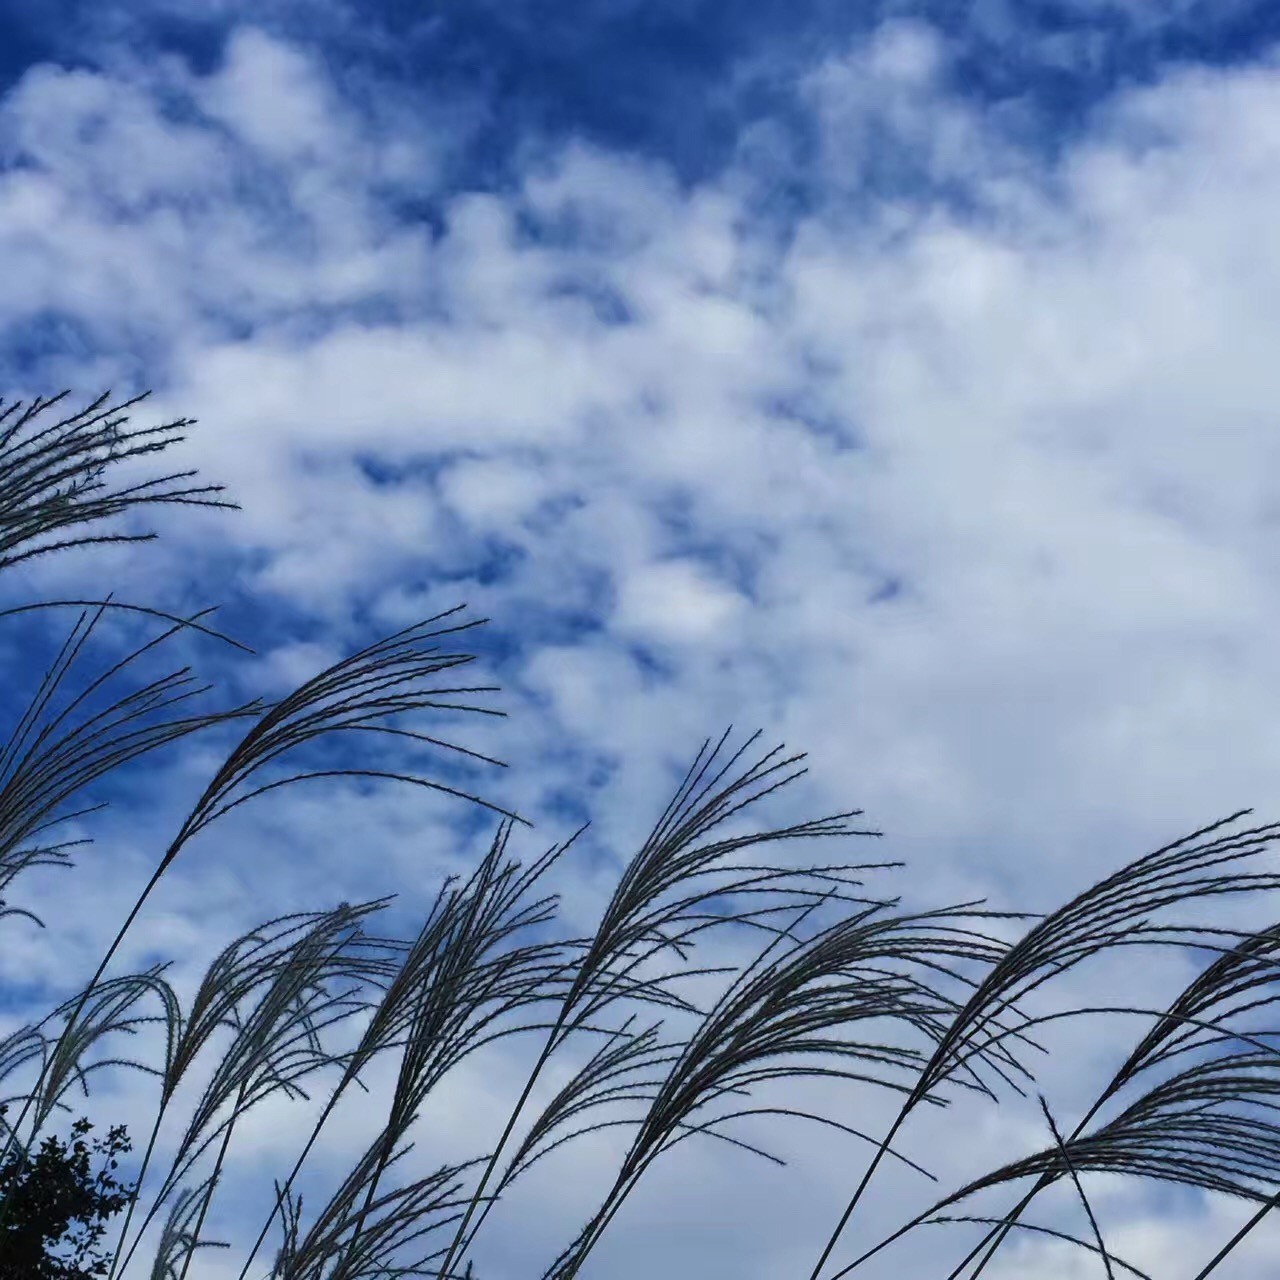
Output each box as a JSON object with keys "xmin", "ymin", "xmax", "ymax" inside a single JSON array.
[
  {"xmin": 804, "ymin": 1108, "xmax": 909, "ymax": 1280},
  {"xmin": 235, "ymin": 1069, "xmax": 357, "ymax": 1280},
  {"xmin": 1189, "ymin": 1191, "xmax": 1280, "ymax": 1278},
  {"xmin": 106, "ymin": 1091, "xmax": 171, "ymax": 1280},
  {"xmin": 175, "ymin": 1080, "xmax": 247, "ymax": 1280},
  {"xmin": 435, "ymin": 1024, "xmax": 564, "ymax": 1277}
]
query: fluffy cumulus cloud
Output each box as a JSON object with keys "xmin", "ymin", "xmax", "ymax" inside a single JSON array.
[{"xmin": 5, "ymin": 5, "xmax": 1280, "ymax": 1279}]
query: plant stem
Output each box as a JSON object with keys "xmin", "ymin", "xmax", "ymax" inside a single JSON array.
[
  {"xmin": 805, "ymin": 1108, "xmax": 910, "ymax": 1280},
  {"xmin": 176, "ymin": 1081, "xmax": 247, "ymax": 1280},
  {"xmin": 1188, "ymin": 1190, "xmax": 1280, "ymax": 1279},
  {"xmin": 235, "ymin": 1071, "xmax": 356, "ymax": 1280},
  {"xmin": 956, "ymin": 1084, "xmax": 1117, "ymax": 1280},
  {"xmin": 107, "ymin": 1095, "xmax": 171, "ymax": 1280},
  {"xmin": 0, "ymin": 848, "xmax": 187, "ymax": 1242},
  {"xmin": 435, "ymin": 1017, "xmax": 566, "ymax": 1279}
]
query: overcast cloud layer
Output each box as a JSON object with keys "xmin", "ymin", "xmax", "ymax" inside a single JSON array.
[{"xmin": 4, "ymin": 3, "xmax": 1280, "ymax": 1278}]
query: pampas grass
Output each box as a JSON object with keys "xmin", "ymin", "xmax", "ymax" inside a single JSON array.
[{"xmin": 4, "ymin": 391, "xmax": 1280, "ymax": 1279}]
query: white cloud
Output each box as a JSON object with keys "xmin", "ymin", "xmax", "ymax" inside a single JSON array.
[
  {"xmin": 7, "ymin": 14, "xmax": 1280, "ymax": 1280},
  {"xmin": 199, "ymin": 27, "xmax": 338, "ymax": 161},
  {"xmin": 613, "ymin": 557, "xmax": 747, "ymax": 643}
]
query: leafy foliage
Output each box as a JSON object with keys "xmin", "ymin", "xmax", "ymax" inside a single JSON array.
[{"xmin": 0, "ymin": 1110, "xmax": 134, "ymax": 1279}]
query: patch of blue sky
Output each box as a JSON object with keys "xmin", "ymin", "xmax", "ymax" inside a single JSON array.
[
  {"xmin": 389, "ymin": 0, "xmax": 1280, "ymax": 181},
  {"xmin": 645, "ymin": 507, "xmax": 768, "ymax": 608},
  {"xmin": 868, "ymin": 576, "xmax": 903, "ymax": 605},
  {"xmin": 762, "ymin": 391, "xmax": 862, "ymax": 455},
  {"xmin": 495, "ymin": 598, "xmax": 610, "ymax": 664},
  {"xmin": 142, "ymin": 7, "xmax": 1280, "ymax": 160},
  {"xmin": 531, "ymin": 748, "xmax": 619, "ymax": 823},
  {"xmin": 406, "ymin": 539, "xmax": 531, "ymax": 596},
  {"xmin": 0, "ymin": 318, "xmax": 177, "ymax": 398},
  {"xmin": 624, "ymin": 640, "xmax": 679, "ymax": 686},
  {"xmin": 0, "ymin": 312, "xmax": 97, "ymax": 382},
  {"xmin": 545, "ymin": 278, "xmax": 634, "ymax": 327},
  {"xmin": 0, "ymin": 0, "xmax": 1271, "ymax": 199}
]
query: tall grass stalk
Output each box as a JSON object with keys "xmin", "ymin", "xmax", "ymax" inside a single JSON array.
[
  {"xmin": 8, "ymin": 391, "xmax": 1280, "ymax": 1280},
  {"xmin": 807, "ymin": 809, "xmax": 1280, "ymax": 1280}
]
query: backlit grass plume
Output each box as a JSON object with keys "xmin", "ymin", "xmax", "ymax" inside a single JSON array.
[
  {"xmin": 807, "ymin": 808, "xmax": 1280, "ymax": 1280},
  {"xmin": 9, "ymin": 390, "xmax": 1280, "ymax": 1280},
  {"xmin": 0, "ymin": 389, "xmax": 231, "ymax": 573}
]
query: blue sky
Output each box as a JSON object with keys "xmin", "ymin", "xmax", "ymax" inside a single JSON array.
[
  {"xmin": 7, "ymin": 0, "xmax": 1280, "ymax": 188},
  {"xmin": 5, "ymin": 1, "xmax": 1280, "ymax": 1278}
]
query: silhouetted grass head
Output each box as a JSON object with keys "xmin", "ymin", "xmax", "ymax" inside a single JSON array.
[
  {"xmin": 12, "ymin": 390, "xmax": 1280, "ymax": 1280},
  {"xmin": 0, "ymin": 390, "xmax": 232, "ymax": 575}
]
